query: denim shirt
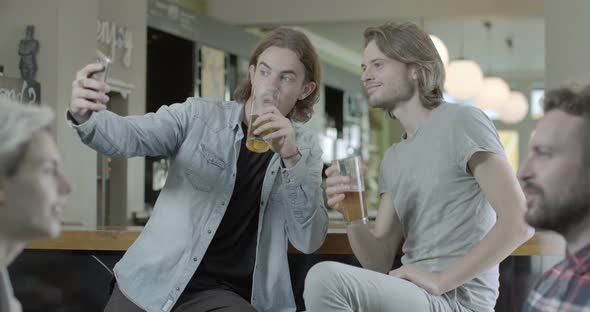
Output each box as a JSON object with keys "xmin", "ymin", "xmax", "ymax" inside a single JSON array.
[{"xmin": 68, "ymin": 98, "xmax": 329, "ymax": 311}]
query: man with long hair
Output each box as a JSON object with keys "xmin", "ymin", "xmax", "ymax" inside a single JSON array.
[
  {"xmin": 520, "ymin": 85, "xmax": 590, "ymax": 311},
  {"xmin": 68, "ymin": 28, "xmax": 327, "ymax": 312},
  {"xmin": 304, "ymin": 22, "xmax": 533, "ymax": 311}
]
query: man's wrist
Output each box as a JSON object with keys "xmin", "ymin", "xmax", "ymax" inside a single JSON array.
[
  {"xmin": 436, "ymin": 271, "xmax": 453, "ymax": 295},
  {"xmin": 346, "ymin": 221, "xmax": 370, "ymax": 229},
  {"xmin": 281, "ymin": 149, "xmax": 301, "ymax": 160},
  {"xmin": 67, "ymin": 110, "xmax": 81, "ymax": 125}
]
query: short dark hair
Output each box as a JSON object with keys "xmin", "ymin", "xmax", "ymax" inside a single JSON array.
[{"xmin": 544, "ymin": 84, "xmax": 590, "ymax": 163}]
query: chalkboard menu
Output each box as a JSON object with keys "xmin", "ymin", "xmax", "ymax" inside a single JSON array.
[{"xmin": 0, "ymin": 76, "xmax": 40, "ymax": 105}]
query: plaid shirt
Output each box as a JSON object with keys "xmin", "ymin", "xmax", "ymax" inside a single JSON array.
[{"xmin": 523, "ymin": 244, "xmax": 590, "ymax": 312}]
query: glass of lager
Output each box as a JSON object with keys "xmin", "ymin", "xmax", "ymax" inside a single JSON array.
[
  {"xmin": 246, "ymin": 87, "xmax": 280, "ymax": 153},
  {"xmin": 334, "ymin": 156, "xmax": 368, "ymax": 224}
]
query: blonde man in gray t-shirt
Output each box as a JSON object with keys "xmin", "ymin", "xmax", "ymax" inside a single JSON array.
[{"xmin": 304, "ymin": 22, "xmax": 534, "ymax": 312}]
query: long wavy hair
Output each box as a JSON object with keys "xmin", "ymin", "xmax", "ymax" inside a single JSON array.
[
  {"xmin": 364, "ymin": 22, "xmax": 445, "ymax": 110},
  {"xmin": 233, "ymin": 27, "xmax": 321, "ymax": 123}
]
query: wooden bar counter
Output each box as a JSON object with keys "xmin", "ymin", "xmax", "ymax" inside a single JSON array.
[
  {"xmin": 17, "ymin": 224, "xmax": 565, "ymax": 311},
  {"xmin": 26, "ymin": 224, "xmax": 566, "ymax": 256}
]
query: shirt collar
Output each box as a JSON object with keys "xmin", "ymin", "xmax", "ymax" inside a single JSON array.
[{"xmin": 567, "ymin": 243, "xmax": 590, "ymax": 274}]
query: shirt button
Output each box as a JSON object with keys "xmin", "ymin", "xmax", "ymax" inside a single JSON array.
[
  {"xmin": 261, "ymin": 201, "xmax": 264, "ymax": 206},
  {"xmin": 221, "ymin": 201, "xmax": 226, "ymax": 206},
  {"xmin": 271, "ymin": 171, "xmax": 275, "ymax": 174},
  {"xmin": 207, "ymin": 229, "xmax": 212, "ymax": 234},
  {"xmin": 193, "ymin": 257, "xmax": 198, "ymax": 262},
  {"xmin": 176, "ymin": 287, "xmax": 180, "ymax": 291}
]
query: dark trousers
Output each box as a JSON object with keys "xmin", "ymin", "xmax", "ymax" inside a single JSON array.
[{"xmin": 104, "ymin": 284, "xmax": 257, "ymax": 312}]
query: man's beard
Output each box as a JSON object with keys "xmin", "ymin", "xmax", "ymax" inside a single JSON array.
[
  {"xmin": 369, "ymin": 81, "xmax": 415, "ymax": 113},
  {"xmin": 524, "ymin": 178, "xmax": 590, "ymax": 236}
]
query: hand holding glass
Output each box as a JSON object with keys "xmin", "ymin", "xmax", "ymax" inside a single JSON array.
[
  {"xmin": 246, "ymin": 88, "xmax": 280, "ymax": 153},
  {"xmin": 333, "ymin": 156, "xmax": 368, "ymax": 224}
]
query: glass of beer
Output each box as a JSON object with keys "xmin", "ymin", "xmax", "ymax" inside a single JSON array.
[
  {"xmin": 246, "ymin": 87, "xmax": 280, "ymax": 153},
  {"xmin": 335, "ymin": 156, "xmax": 368, "ymax": 224}
]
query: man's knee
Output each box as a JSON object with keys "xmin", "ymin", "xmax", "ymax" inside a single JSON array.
[{"xmin": 304, "ymin": 261, "xmax": 349, "ymax": 299}]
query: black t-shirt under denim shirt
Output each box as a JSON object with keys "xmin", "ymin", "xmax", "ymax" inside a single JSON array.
[{"xmin": 185, "ymin": 121, "xmax": 273, "ymax": 301}]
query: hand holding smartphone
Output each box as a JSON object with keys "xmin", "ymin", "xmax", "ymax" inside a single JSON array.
[
  {"xmin": 93, "ymin": 50, "xmax": 111, "ymax": 82},
  {"xmin": 68, "ymin": 51, "xmax": 112, "ymax": 124}
]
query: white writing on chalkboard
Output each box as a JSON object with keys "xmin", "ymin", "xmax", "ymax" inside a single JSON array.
[
  {"xmin": 0, "ymin": 80, "xmax": 37, "ymax": 105},
  {"xmin": 96, "ymin": 20, "xmax": 134, "ymax": 68}
]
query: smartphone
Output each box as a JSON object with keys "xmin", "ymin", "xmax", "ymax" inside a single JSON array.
[{"xmin": 93, "ymin": 50, "xmax": 111, "ymax": 82}]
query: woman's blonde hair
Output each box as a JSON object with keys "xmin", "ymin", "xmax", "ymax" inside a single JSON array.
[
  {"xmin": 364, "ymin": 22, "xmax": 445, "ymax": 109},
  {"xmin": 0, "ymin": 99, "xmax": 54, "ymax": 176}
]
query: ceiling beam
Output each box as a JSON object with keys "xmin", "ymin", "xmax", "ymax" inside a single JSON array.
[{"xmin": 207, "ymin": 0, "xmax": 542, "ymax": 25}]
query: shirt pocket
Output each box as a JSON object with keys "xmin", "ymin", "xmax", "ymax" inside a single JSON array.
[{"xmin": 186, "ymin": 143, "xmax": 227, "ymax": 192}]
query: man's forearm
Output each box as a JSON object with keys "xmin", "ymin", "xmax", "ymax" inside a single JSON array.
[
  {"xmin": 438, "ymin": 216, "xmax": 534, "ymax": 293},
  {"xmin": 347, "ymin": 223, "xmax": 395, "ymax": 273}
]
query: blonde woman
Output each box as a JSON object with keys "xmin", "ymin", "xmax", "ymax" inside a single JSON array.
[{"xmin": 0, "ymin": 99, "xmax": 71, "ymax": 312}]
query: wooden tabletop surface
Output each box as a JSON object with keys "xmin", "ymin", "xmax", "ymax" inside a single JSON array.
[{"xmin": 26, "ymin": 224, "xmax": 566, "ymax": 257}]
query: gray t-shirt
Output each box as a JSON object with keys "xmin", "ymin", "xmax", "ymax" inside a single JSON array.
[
  {"xmin": 0, "ymin": 268, "xmax": 21, "ymax": 312},
  {"xmin": 379, "ymin": 103, "xmax": 504, "ymax": 312}
]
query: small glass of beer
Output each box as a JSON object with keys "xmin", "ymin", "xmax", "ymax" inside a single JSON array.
[
  {"xmin": 246, "ymin": 87, "xmax": 280, "ymax": 153},
  {"xmin": 334, "ymin": 156, "xmax": 368, "ymax": 224}
]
